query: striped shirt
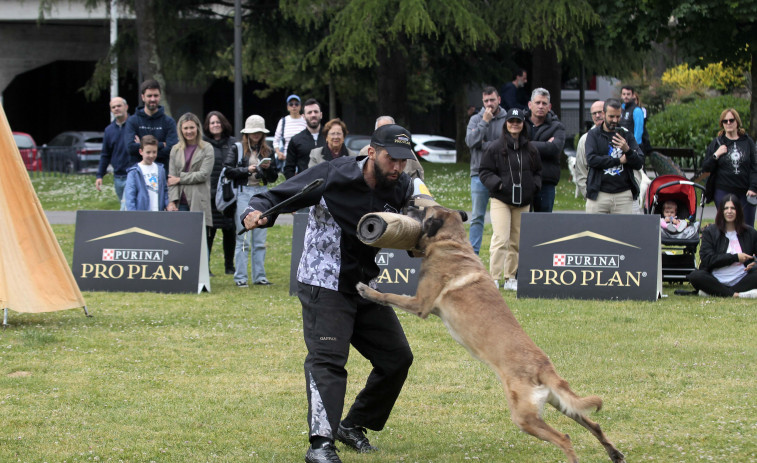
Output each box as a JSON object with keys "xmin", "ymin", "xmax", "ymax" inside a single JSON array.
[{"xmin": 273, "ymin": 115, "xmax": 308, "ymax": 154}]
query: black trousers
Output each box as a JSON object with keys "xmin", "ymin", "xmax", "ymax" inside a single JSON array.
[
  {"xmin": 687, "ymin": 268, "xmax": 757, "ymax": 297},
  {"xmin": 298, "ymin": 282, "xmax": 413, "ymax": 442},
  {"xmin": 207, "ymin": 225, "xmax": 235, "ymax": 271}
]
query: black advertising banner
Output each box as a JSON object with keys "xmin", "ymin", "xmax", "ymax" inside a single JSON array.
[
  {"xmin": 289, "ymin": 211, "xmax": 421, "ymax": 296},
  {"xmin": 72, "ymin": 211, "xmax": 210, "ymax": 294},
  {"xmin": 518, "ymin": 213, "xmax": 661, "ymax": 301}
]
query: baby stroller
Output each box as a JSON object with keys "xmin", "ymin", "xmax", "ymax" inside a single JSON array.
[{"xmin": 644, "ymin": 174, "xmax": 706, "ymax": 282}]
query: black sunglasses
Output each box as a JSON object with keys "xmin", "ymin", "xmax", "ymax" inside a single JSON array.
[
  {"xmin": 288, "ymin": 101, "xmax": 300, "ymax": 106},
  {"xmin": 722, "ymin": 118, "xmax": 736, "ymax": 124}
]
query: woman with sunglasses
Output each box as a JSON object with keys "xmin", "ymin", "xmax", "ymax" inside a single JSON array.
[
  {"xmin": 272, "ymin": 95, "xmax": 307, "ymax": 173},
  {"xmin": 478, "ymin": 108, "xmax": 542, "ymax": 291},
  {"xmin": 702, "ymin": 108, "xmax": 757, "ymax": 226},
  {"xmin": 687, "ymin": 194, "xmax": 757, "ymax": 298}
]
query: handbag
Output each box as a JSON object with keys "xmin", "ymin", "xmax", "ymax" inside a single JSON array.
[{"xmin": 215, "ymin": 142, "xmax": 243, "ymax": 213}]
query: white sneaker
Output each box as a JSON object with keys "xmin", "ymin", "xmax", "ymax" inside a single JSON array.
[
  {"xmin": 493, "ymin": 280, "xmax": 500, "ymax": 289},
  {"xmin": 503, "ymin": 278, "xmax": 518, "ymax": 291},
  {"xmin": 737, "ymin": 289, "xmax": 757, "ymax": 298},
  {"xmin": 698, "ymin": 290, "xmax": 710, "ymax": 297}
]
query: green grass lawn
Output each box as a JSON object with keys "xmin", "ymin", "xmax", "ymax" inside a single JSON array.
[{"xmin": 4, "ymin": 164, "xmax": 754, "ymax": 462}]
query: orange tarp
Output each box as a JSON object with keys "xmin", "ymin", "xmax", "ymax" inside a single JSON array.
[{"xmin": 0, "ymin": 103, "xmax": 85, "ymax": 313}]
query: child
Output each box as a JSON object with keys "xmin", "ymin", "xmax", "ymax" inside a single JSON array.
[
  {"xmin": 660, "ymin": 200, "xmax": 689, "ymax": 234},
  {"xmin": 123, "ymin": 135, "xmax": 168, "ymax": 211}
]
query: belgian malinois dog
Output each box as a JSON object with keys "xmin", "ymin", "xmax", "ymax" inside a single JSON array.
[{"xmin": 357, "ymin": 206, "xmax": 625, "ymax": 463}]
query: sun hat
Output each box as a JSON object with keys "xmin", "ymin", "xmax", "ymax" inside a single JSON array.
[{"xmin": 240, "ymin": 115, "xmax": 269, "ymax": 134}]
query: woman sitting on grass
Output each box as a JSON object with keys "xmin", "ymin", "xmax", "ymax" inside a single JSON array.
[{"xmin": 687, "ymin": 194, "xmax": 757, "ymax": 298}]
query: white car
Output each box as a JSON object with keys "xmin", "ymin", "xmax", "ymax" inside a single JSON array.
[{"xmin": 411, "ymin": 134, "xmax": 457, "ymax": 163}]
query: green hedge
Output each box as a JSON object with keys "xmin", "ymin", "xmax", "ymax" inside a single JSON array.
[{"xmin": 647, "ymin": 95, "xmax": 751, "ymax": 158}]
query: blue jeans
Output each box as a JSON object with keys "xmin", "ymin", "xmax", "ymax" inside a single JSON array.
[
  {"xmin": 533, "ymin": 183, "xmax": 556, "ymax": 213},
  {"xmin": 469, "ymin": 176, "xmax": 489, "ymax": 255},
  {"xmin": 114, "ymin": 175, "xmax": 127, "ymax": 210},
  {"xmin": 235, "ymin": 185, "xmax": 268, "ymax": 283}
]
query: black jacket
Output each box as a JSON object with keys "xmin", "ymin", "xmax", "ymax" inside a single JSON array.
[
  {"xmin": 585, "ymin": 126, "xmax": 645, "ymax": 200},
  {"xmin": 205, "ymin": 135, "xmax": 236, "ymax": 227},
  {"xmin": 698, "ymin": 223, "xmax": 757, "ymax": 272},
  {"xmin": 479, "ymin": 132, "xmax": 542, "ymax": 206},
  {"xmin": 523, "ymin": 110, "xmax": 566, "ymax": 185},
  {"xmin": 223, "ymin": 141, "xmax": 278, "ymax": 186},
  {"xmin": 702, "ymin": 134, "xmax": 757, "ymax": 202},
  {"xmin": 242, "ymin": 156, "xmax": 415, "ymax": 294},
  {"xmin": 284, "ymin": 128, "xmax": 325, "ymax": 179}
]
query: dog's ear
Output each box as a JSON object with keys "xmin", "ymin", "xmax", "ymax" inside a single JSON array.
[
  {"xmin": 458, "ymin": 210, "xmax": 468, "ymax": 222},
  {"xmin": 422, "ymin": 217, "xmax": 444, "ymax": 238}
]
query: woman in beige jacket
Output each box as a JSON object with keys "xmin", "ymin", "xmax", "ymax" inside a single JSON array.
[{"xmin": 166, "ymin": 112, "xmax": 215, "ymax": 229}]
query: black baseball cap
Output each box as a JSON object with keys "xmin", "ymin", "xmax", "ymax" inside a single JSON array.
[
  {"xmin": 506, "ymin": 108, "xmax": 525, "ymax": 122},
  {"xmin": 370, "ymin": 124, "xmax": 415, "ymax": 160}
]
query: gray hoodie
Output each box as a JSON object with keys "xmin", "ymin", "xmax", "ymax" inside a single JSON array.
[{"xmin": 465, "ymin": 106, "xmax": 507, "ymax": 177}]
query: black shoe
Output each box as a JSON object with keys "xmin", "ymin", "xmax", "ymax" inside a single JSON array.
[
  {"xmin": 225, "ymin": 269, "xmax": 234, "ymax": 275},
  {"xmin": 305, "ymin": 443, "xmax": 341, "ymax": 463},
  {"xmin": 336, "ymin": 424, "xmax": 377, "ymax": 453}
]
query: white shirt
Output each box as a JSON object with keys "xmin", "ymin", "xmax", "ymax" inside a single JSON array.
[
  {"xmin": 138, "ymin": 162, "xmax": 160, "ymax": 211},
  {"xmin": 712, "ymin": 231, "xmax": 747, "ymax": 286}
]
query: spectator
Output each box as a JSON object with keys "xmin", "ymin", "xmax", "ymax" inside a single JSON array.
[
  {"xmin": 273, "ymin": 94, "xmax": 307, "ymax": 173},
  {"xmin": 309, "ymin": 118, "xmax": 355, "ymax": 167},
  {"xmin": 124, "ymin": 79, "xmax": 179, "ymax": 167},
  {"xmin": 284, "ymin": 98, "xmax": 324, "ymax": 179},
  {"xmin": 702, "ymin": 108, "xmax": 757, "ymax": 226},
  {"xmin": 574, "ymin": 100, "xmax": 605, "ymax": 198},
  {"xmin": 584, "ymin": 99, "xmax": 644, "ymax": 214},
  {"xmin": 203, "ymin": 111, "xmax": 236, "ymax": 276},
  {"xmin": 620, "ymin": 86, "xmax": 646, "ymax": 151},
  {"xmin": 123, "ymin": 135, "xmax": 168, "ymax": 211},
  {"xmin": 465, "ymin": 86, "xmax": 507, "ymax": 255},
  {"xmin": 524, "ymin": 88, "xmax": 566, "ymax": 213},
  {"xmin": 359, "ymin": 116, "xmax": 424, "ymax": 180},
  {"xmin": 499, "ymin": 69, "xmax": 528, "ymax": 111},
  {"xmin": 687, "ymin": 194, "xmax": 757, "ymax": 298},
  {"xmin": 166, "ymin": 113, "xmax": 215, "ymax": 247},
  {"xmin": 223, "ymin": 115, "xmax": 278, "ymax": 287},
  {"xmin": 239, "ymin": 123, "xmax": 421, "ymax": 463},
  {"xmin": 95, "ymin": 97, "xmax": 131, "ymax": 208},
  {"xmin": 479, "ymin": 108, "xmax": 541, "ymax": 292}
]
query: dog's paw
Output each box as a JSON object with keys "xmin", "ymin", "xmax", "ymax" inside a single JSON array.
[{"xmin": 356, "ymin": 282, "xmax": 371, "ymax": 298}]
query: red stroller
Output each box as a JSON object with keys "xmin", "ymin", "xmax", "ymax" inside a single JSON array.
[{"xmin": 644, "ymin": 174, "xmax": 706, "ymax": 282}]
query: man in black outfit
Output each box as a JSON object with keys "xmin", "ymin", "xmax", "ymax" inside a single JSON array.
[
  {"xmin": 284, "ymin": 98, "xmax": 325, "ymax": 179},
  {"xmin": 241, "ymin": 124, "xmax": 426, "ymax": 463}
]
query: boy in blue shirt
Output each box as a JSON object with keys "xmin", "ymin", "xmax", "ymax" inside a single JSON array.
[{"xmin": 123, "ymin": 135, "xmax": 168, "ymax": 211}]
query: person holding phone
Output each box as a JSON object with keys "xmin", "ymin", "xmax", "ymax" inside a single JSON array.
[
  {"xmin": 223, "ymin": 115, "xmax": 278, "ymax": 287},
  {"xmin": 308, "ymin": 118, "xmax": 356, "ymax": 167},
  {"xmin": 478, "ymin": 108, "xmax": 542, "ymax": 291},
  {"xmin": 584, "ymin": 98, "xmax": 645, "ymax": 214},
  {"xmin": 687, "ymin": 194, "xmax": 757, "ymax": 298}
]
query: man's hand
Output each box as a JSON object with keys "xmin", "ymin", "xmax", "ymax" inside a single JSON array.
[
  {"xmin": 482, "ymin": 107, "xmax": 494, "ymax": 123},
  {"xmin": 167, "ymin": 175, "xmax": 180, "ymax": 186},
  {"xmin": 747, "ymin": 190, "xmax": 757, "ymax": 197},
  {"xmin": 95, "ymin": 178, "xmax": 103, "ymax": 191},
  {"xmin": 619, "ymin": 154, "xmax": 627, "ymax": 164},
  {"xmin": 242, "ymin": 210, "xmax": 268, "ymax": 231},
  {"xmin": 276, "ymin": 149, "xmax": 285, "ymax": 160},
  {"xmin": 166, "ymin": 202, "xmax": 178, "ymax": 212},
  {"xmin": 133, "ymin": 135, "xmax": 140, "ymax": 144},
  {"xmin": 612, "ymin": 133, "xmax": 629, "ymax": 153}
]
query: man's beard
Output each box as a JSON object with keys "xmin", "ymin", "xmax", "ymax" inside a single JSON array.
[
  {"xmin": 307, "ymin": 117, "xmax": 321, "ymax": 129},
  {"xmin": 374, "ymin": 159, "xmax": 399, "ymax": 189}
]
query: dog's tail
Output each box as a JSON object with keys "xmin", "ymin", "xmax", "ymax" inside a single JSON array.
[{"xmin": 541, "ymin": 369, "xmax": 603, "ymax": 418}]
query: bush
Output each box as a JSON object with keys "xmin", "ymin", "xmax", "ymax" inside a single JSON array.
[
  {"xmin": 647, "ymin": 95, "xmax": 751, "ymax": 157},
  {"xmin": 661, "ymin": 62, "xmax": 746, "ymax": 93}
]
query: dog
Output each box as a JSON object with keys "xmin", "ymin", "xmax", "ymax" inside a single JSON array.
[{"xmin": 356, "ymin": 206, "xmax": 625, "ymax": 463}]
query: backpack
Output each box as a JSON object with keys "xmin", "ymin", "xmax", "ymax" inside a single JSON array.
[{"xmin": 215, "ymin": 142, "xmax": 243, "ymax": 214}]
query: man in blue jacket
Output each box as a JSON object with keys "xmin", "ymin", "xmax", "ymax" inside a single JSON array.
[
  {"xmin": 124, "ymin": 79, "xmax": 178, "ymax": 167},
  {"xmin": 95, "ymin": 97, "xmax": 131, "ymax": 207}
]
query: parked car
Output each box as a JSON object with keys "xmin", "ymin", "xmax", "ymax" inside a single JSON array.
[
  {"xmin": 41, "ymin": 131, "xmax": 104, "ymax": 174},
  {"xmin": 345, "ymin": 134, "xmax": 371, "ymax": 152},
  {"xmin": 13, "ymin": 131, "xmax": 41, "ymax": 171},
  {"xmin": 411, "ymin": 134, "xmax": 457, "ymax": 163}
]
